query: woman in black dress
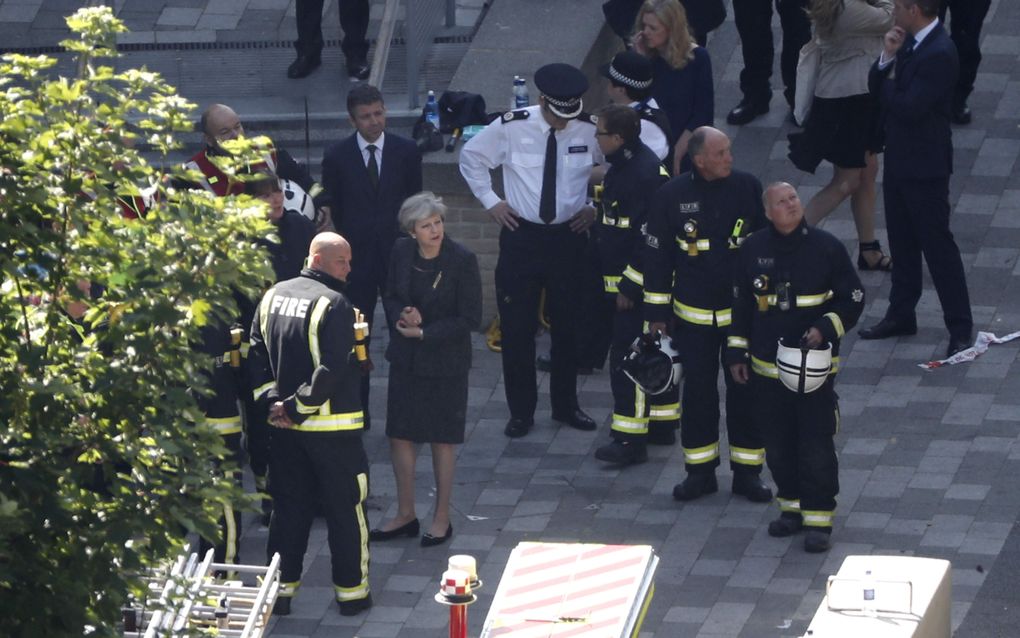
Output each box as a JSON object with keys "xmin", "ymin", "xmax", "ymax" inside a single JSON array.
[{"xmin": 370, "ymin": 192, "xmax": 482, "ymax": 547}]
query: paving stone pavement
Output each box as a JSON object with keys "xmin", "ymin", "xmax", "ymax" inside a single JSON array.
[{"xmin": 4, "ymin": 0, "xmax": 1020, "ymax": 636}]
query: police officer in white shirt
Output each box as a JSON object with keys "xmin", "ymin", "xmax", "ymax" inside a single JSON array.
[{"xmin": 460, "ymin": 63, "xmax": 602, "ymax": 439}]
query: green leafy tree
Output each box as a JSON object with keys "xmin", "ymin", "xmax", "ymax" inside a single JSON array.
[{"xmin": 0, "ymin": 8, "xmax": 276, "ymax": 636}]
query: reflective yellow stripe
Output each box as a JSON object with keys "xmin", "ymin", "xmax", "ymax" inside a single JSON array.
[
  {"xmin": 674, "ymin": 301, "xmax": 732, "ymax": 327},
  {"xmin": 824, "ymin": 312, "xmax": 844, "ymax": 338},
  {"xmin": 224, "ymin": 502, "xmax": 237, "ymax": 564},
  {"xmin": 258, "ymin": 289, "xmax": 276, "ymax": 345},
  {"xmin": 206, "ymin": 416, "xmax": 243, "ymax": 435},
  {"xmin": 796, "ymin": 290, "xmax": 834, "ymax": 307},
  {"xmin": 727, "ymin": 336, "xmax": 749, "ymax": 349},
  {"xmin": 622, "ymin": 265, "xmax": 643, "ymax": 286},
  {"xmin": 292, "ymin": 412, "xmax": 365, "ymax": 432},
  {"xmin": 335, "ymin": 471, "xmax": 370, "ymax": 602},
  {"xmin": 239, "ymin": 342, "xmax": 250, "ymax": 358},
  {"xmin": 253, "ymin": 380, "xmax": 274, "ymax": 401},
  {"xmin": 751, "ymin": 356, "xmax": 778, "ymax": 379},
  {"xmin": 611, "ymin": 414, "xmax": 649, "ymax": 434},
  {"xmin": 307, "ymin": 296, "xmax": 331, "ymax": 368},
  {"xmin": 730, "ymin": 446, "xmax": 765, "ymax": 466},
  {"xmin": 648, "ymin": 402, "xmax": 680, "ymax": 421},
  {"xmin": 676, "ymin": 237, "xmax": 711, "ymax": 251},
  {"xmin": 308, "ymin": 183, "xmax": 324, "ymax": 198},
  {"xmin": 644, "ymin": 291, "xmax": 671, "ymax": 305},
  {"xmin": 778, "ymin": 498, "xmax": 801, "ymax": 513},
  {"xmin": 279, "ymin": 581, "xmax": 301, "ymax": 597},
  {"xmin": 802, "ymin": 509, "xmax": 834, "ymax": 528},
  {"xmin": 683, "ymin": 442, "xmax": 719, "ymax": 465},
  {"xmin": 603, "ymin": 276, "xmax": 621, "ymax": 293},
  {"xmin": 601, "ymin": 215, "xmax": 631, "ymax": 228}
]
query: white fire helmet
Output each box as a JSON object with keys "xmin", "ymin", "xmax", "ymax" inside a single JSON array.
[
  {"xmin": 281, "ymin": 178, "xmax": 315, "ymax": 221},
  {"xmin": 621, "ymin": 332, "xmax": 682, "ymax": 395},
  {"xmin": 776, "ymin": 338, "xmax": 832, "ymax": 393}
]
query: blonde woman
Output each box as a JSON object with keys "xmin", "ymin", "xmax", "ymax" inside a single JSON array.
[
  {"xmin": 633, "ymin": 0, "xmax": 714, "ymax": 175},
  {"xmin": 788, "ymin": 0, "xmax": 893, "ymax": 271}
]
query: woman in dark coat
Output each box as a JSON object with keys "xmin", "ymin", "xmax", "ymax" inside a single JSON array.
[{"xmin": 370, "ymin": 191, "xmax": 482, "ymax": 547}]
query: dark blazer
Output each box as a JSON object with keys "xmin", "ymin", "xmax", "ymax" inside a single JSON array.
[
  {"xmin": 382, "ymin": 236, "xmax": 482, "ymax": 377},
  {"xmin": 321, "ymin": 132, "xmax": 423, "ymax": 287},
  {"xmin": 869, "ymin": 22, "xmax": 958, "ymax": 181}
]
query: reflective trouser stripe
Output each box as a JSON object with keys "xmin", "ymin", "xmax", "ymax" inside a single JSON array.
[
  {"xmin": 727, "ymin": 336, "xmax": 748, "ymax": 349},
  {"xmin": 336, "ymin": 472, "xmax": 370, "ymax": 602},
  {"xmin": 279, "ymin": 580, "xmax": 301, "ymax": 597},
  {"xmin": 207, "ymin": 415, "xmax": 243, "ymax": 435},
  {"xmin": 603, "ymin": 276, "xmax": 621, "ymax": 293},
  {"xmin": 824, "ymin": 312, "xmax": 845, "ymax": 338},
  {"xmin": 730, "ymin": 446, "xmax": 765, "ymax": 467},
  {"xmin": 648, "ymin": 402, "xmax": 680, "ymax": 422},
  {"xmin": 802, "ymin": 509, "xmax": 834, "ymax": 528},
  {"xmin": 292, "ymin": 412, "xmax": 365, "ymax": 432},
  {"xmin": 778, "ymin": 498, "xmax": 801, "ymax": 513},
  {"xmin": 684, "ymin": 442, "xmax": 720, "ymax": 465},
  {"xmin": 611, "ymin": 414, "xmax": 649, "ymax": 435}
]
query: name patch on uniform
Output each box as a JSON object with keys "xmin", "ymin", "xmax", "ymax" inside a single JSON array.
[
  {"xmin": 677, "ymin": 202, "xmax": 699, "ymax": 213},
  {"xmin": 568, "ymin": 145, "xmax": 588, "ymax": 153},
  {"xmin": 270, "ymin": 295, "xmax": 312, "ymax": 319}
]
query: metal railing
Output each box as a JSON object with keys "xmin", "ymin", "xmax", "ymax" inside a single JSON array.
[{"xmin": 369, "ymin": 0, "xmax": 456, "ymax": 109}]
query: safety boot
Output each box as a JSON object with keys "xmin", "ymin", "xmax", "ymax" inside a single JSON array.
[
  {"xmin": 594, "ymin": 440, "xmax": 647, "ymax": 465},
  {"xmin": 273, "ymin": 597, "xmax": 292, "ymax": 616},
  {"xmin": 731, "ymin": 473, "xmax": 773, "ymax": 503},
  {"xmin": 804, "ymin": 530, "xmax": 832, "ymax": 553},
  {"xmin": 767, "ymin": 514, "xmax": 803, "ymax": 537},
  {"xmin": 338, "ymin": 594, "xmax": 373, "ymax": 616},
  {"xmin": 672, "ymin": 472, "xmax": 718, "ymax": 501}
]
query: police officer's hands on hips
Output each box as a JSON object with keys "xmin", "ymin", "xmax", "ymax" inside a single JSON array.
[
  {"xmin": 648, "ymin": 321, "xmax": 668, "ymax": 338},
  {"xmin": 269, "ymin": 401, "xmax": 295, "ymax": 428},
  {"xmin": 730, "ymin": 363, "xmax": 750, "ymax": 385},
  {"xmin": 616, "ymin": 293, "xmax": 634, "ymax": 312},
  {"xmin": 569, "ymin": 206, "xmax": 596, "ymax": 233},
  {"xmin": 488, "ymin": 201, "xmax": 520, "ymax": 230},
  {"xmin": 802, "ymin": 327, "xmax": 823, "ymax": 349}
]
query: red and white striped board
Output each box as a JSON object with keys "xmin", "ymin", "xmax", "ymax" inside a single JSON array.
[{"xmin": 480, "ymin": 543, "xmax": 658, "ymax": 638}]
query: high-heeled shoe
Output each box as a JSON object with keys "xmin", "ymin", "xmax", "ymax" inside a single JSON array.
[
  {"xmin": 420, "ymin": 524, "xmax": 453, "ymax": 547},
  {"xmin": 858, "ymin": 240, "xmax": 892, "ymax": 271},
  {"xmin": 368, "ymin": 518, "xmax": 419, "ymax": 542}
]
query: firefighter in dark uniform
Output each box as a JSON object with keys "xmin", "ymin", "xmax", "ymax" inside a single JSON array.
[
  {"xmin": 460, "ymin": 63, "xmax": 602, "ymax": 438},
  {"xmin": 587, "ymin": 105, "xmax": 674, "ymax": 465},
  {"xmin": 727, "ymin": 182, "xmax": 865, "ymax": 553},
  {"xmin": 643, "ymin": 127, "xmax": 772, "ymax": 502},
  {"xmin": 248, "ymin": 232, "xmax": 372, "ymax": 617}
]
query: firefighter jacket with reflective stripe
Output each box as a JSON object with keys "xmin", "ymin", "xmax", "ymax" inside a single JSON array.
[
  {"xmin": 249, "ymin": 268, "xmax": 364, "ymax": 433},
  {"xmin": 726, "ymin": 221, "xmax": 865, "ymax": 371},
  {"xmin": 593, "ymin": 140, "xmax": 669, "ymax": 302},
  {"xmin": 643, "ymin": 169, "xmax": 766, "ymax": 325},
  {"xmin": 192, "ymin": 321, "xmax": 243, "ymax": 434}
]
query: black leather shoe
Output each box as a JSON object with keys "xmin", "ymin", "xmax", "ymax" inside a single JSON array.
[
  {"xmin": 647, "ymin": 427, "xmax": 676, "ymax": 446},
  {"xmin": 672, "ymin": 473, "xmax": 718, "ymax": 501},
  {"xmin": 338, "ymin": 593, "xmax": 373, "ymax": 616},
  {"xmin": 287, "ymin": 54, "xmax": 321, "ymax": 79},
  {"xmin": 594, "ymin": 440, "xmax": 648, "ymax": 465},
  {"xmin": 552, "ymin": 408, "xmax": 597, "ymax": 431},
  {"xmin": 946, "ymin": 335, "xmax": 972, "ymax": 358},
  {"xmin": 421, "ymin": 524, "xmax": 452, "ymax": 547},
  {"xmin": 767, "ymin": 515, "xmax": 802, "ymax": 537},
  {"xmin": 347, "ymin": 62, "xmax": 370, "ymax": 82},
  {"xmin": 858, "ymin": 318, "xmax": 917, "ymax": 340},
  {"xmin": 804, "ymin": 530, "xmax": 832, "ymax": 553},
  {"xmin": 726, "ymin": 99, "xmax": 769, "ymax": 125},
  {"xmin": 273, "ymin": 597, "xmax": 292, "ymax": 616},
  {"xmin": 951, "ymin": 103, "xmax": 972, "ymax": 125},
  {"xmin": 536, "ymin": 353, "xmax": 552, "ymax": 372},
  {"xmin": 369, "ymin": 518, "xmax": 419, "ymax": 541},
  {"xmin": 504, "ymin": 417, "xmax": 534, "ymax": 438},
  {"xmin": 731, "ymin": 473, "xmax": 773, "ymax": 503}
]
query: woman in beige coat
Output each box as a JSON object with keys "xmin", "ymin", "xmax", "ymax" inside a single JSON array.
[{"xmin": 789, "ymin": 0, "xmax": 893, "ymax": 271}]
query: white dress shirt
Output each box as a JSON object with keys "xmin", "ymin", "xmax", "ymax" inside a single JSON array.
[
  {"xmin": 630, "ymin": 98, "xmax": 669, "ymax": 161},
  {"xmin": 459, "ymin": 105, "xmax": 603, "ymax": 225},
  {"xmin": 357, "ymin": 131, "xmax": 385, "ymax": 170},
  {"xmin": 878, "ymin": 18, "xmax": 939, "ymax": 69}
]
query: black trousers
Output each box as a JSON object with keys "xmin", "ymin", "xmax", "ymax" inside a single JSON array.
[
  {"xmin": 940, "ymin": 0, "xmax": 991, "ymax": 108},
  {"xmin": 607, "ymin": 301, "xmax": 680, "ymax": 442},
  {"xmin": 495, "ymin": 221, "xmax": 585, "ymax": 420},
  {"xmin": 267, "ymin": 429, "xmax": 370, "ymax": 603},
  {"xmin": 732, "ymin": 0, "xmax": 811, "ymax": 107},
  {"xmin": 295, "ymin": 0, "xmax": 370, "ymax": 64},
  {"xmin": 753, "ymin": 375, "xmax": 839, "ymax": 529},
  {"xmin": 199, "ymin": 432, "xmax": 244, "ymax": 565},
  {"xmin": 673, "ymin": 320, "xmax": 761, "ymax": 474},
  {"xmin": 574, "ymin": 242, "xmax": 614, "ymax": 370},
  {"xmin": 883, "ymin": 176, "xmax": 973, "ymax": 341}
]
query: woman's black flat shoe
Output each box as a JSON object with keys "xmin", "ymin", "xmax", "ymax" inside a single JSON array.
[
  {"xmin": 369, "ymin": 518, "xmax": 419, "ymax": 542},
  {"xmin": 420, "ymin": 524, "xmax": 453, "ymax": 547}
]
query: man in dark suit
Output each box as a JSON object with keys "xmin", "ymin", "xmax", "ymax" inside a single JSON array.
[
  {"xmin": 861, "ymin": 0, "xmax": 973, "ymax": 357},
  {"xmin": 939, "ymin": 0, "xmax": 991, "ymax": 124},
  {"xmin": 322, "ymin": 84, "xmax": 423, "ymax": 425}
]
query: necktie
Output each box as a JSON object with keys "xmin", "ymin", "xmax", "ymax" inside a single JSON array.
[
  {"xmin": 539, "ymin": 128, "xmax": 557, "ymax": 224},
  {"xmin": 901, "ymin": 36, "xmax": 916, "ymax": 58},
  {"xmin": 366, "ymin": 144, "xmax": 379, "ymax": 190}
]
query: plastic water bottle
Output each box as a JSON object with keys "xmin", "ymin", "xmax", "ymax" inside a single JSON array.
[
  {"xmin": 861, "ymin": 569, "xmax": 877, "ymax": 617},
  {"xmin": 513, "ymin": 76, "xmax": 529, "ymax": 109},
  {"xmin": 424, "ymin": 90, "xmax": 440, "ymax": 129}
]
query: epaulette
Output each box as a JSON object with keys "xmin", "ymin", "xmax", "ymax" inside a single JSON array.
[
  {"xmin": 577, "ymin": 111, "xmax": 598, "ymax": 126},
  {"xmin": 501, "ymin": 109, "xmax": 530, "ymax": 124}
]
